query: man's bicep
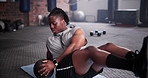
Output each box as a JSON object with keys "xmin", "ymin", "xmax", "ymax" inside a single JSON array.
[{"xmin": 71, "ymin": 29, "xmax": 86, "ymax": 49}]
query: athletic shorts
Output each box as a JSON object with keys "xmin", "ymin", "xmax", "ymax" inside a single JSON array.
[{"xmin": 56, "ymin": 51, "xmax": 103, "ymax": 78}]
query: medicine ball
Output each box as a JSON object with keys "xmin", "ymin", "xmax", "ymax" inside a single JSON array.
[{"xmin": 34, "ymin": 59, "xmax": 54, "ymax": 78}]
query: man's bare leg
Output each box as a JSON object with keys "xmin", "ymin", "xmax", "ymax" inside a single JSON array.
[
  {"xmin": 98, "ymin": 43, "xmax": 131, "ymax": 57},
  {"xmin": 91, "ymin": 43, "xmax": 133, "ymax": 74},
  {"xmin": 72, "ymin": 46, "xmax": 110, "ymax": 76}
]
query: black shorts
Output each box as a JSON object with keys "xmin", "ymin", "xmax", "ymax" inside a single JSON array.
[{"xmin": 56, "ymin": 52, "xmax": 101, "ymax": 78}]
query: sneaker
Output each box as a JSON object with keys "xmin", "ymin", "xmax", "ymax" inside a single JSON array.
[{"xmin": 133, "ymin": 36, "xmax": 148, "ymax": 78}]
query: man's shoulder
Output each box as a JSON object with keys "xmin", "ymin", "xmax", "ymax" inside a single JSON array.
[{"xmin": 70, "ymin": 26, "xmax": 81, "ymax": 34}]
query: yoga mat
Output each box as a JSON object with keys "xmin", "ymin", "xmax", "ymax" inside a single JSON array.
[
  {"xmin": 21, "ymin": 64, "xmax": 54, "ymax": 78},
  {"xmin": 21, "ymin": 64, "xmax": 105, "ymax": 78},
  {"xmin": 21, "ymin": 64, "xmax": 36, "ymax": 78}
]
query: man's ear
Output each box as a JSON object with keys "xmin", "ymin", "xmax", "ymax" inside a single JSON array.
[
  {"xmin": 62, "ymin": 19, "xmax": 67, "ymax": 25},
  {"xmin": 61, "ymin": 19, "xmax": 65, "ymax": 23}
]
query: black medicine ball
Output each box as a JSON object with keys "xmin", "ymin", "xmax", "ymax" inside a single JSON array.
[{"xmin": 33, "ymin": 59, "xmax": 54, "ymax": 78}]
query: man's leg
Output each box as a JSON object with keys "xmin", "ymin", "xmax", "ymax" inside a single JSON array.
[
  {"xmin": 72, "ymin": 45, "xmax": 147, "ymax": 78},
  {"xmin": 90, "ymin": 43, "xmax": 134, "ymax": 74},
  {"xmin": 98, "ymin": 43, "xmax": 132, "ymax": 57},
  {"xmin": 85, "ymin": 43, "xmax": 135, "ymax": 74},
  {"xmin": 72, "ymin": 46, "xmax": 110, "ymax": 76},
  {"xmin": 72, "ymin": 46, "xmax": 134, "ymax": 75}
]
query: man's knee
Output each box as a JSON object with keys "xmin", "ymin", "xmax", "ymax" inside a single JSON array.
[
  {"xmin": 103, "ymin": 43, "xmax": 115, "ymax": 49},
  {"xmin": 82, "ymin": 46, "xmax": 99, "ymax": 56},
  {"xmin": 74, "ymin": 68, "xmax": 87, "ymax": 76},
  {"xmin": 106, "ymin": 42, "xmax": 114, "ymax": 46},
  {"xmin": 85, "ymin": 46, "xmax": 97, "ymax": 51}
]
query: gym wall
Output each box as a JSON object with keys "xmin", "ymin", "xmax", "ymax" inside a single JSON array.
[
  {"xmin": 77, "ymin": 0, "xmax": 140, "ymax": 23},
  {"xmin": 118, "ymin": 0, "xmax": 140, "ymax": 9},
  {"xmin": 29, "ymin": 0, "xmax": 69, "ymax": 26},
  {"xmin": 0, "ymin": 0, "xmax": 69, "ymax": 26},
  {"xmin": 0, "ymin": 2, "xmax": 28, "ymax": 26},
  {"xmin": 28, "ymin": 0, "xmax": 49, "ymax": 26},
  {"xmin": 77, "ymin": 0, "xmax": 108, "ymax": 22}
]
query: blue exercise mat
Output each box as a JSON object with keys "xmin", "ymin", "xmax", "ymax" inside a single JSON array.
[
  {"xmin": 20, "ymin": 64, "xmax": 54, "ymax": 78},
  {"xmin": 20, "ymin": 64, "xmax": 105, "ymax": 78},
  {"xmin": 21, "ymin": 64, "xmax": 36, "ymax": 78}
]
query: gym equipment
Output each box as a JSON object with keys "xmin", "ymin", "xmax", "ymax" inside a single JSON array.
[
  {"xmin": 67, "ymin": 24, "xmax": 75, "ymax": 28},
  {"xmin": 90, "ymin": 30, "xmax": 106, "ymax": 36},
  {"xmin": 70, "ymin": 3, "xmax": 77, "ymax": 11},
  {"xmin": 20, "ymin": 0, "xmax": 30, "ymax": 12},
  {"xmin": 0, "ymin": 21, "xmax": 5, "ymax": 31},
  {"xmin": 34, "ymin": 59, "xmax": 54, "ymax": 78},
  {"xmin": 21, "ymin": 63, "xmax": 105, "ymax": 78},
  {"xmin": 38, "ymin": 15, "xmax": 43, "ymax": 25},
  {"xmin": 13, "ymin": 20, "xmax": 24, "ymax": 30},
  {"xmin": 139, "ymin": 0, "xmax": 148, "ymax": 26},
  {"xmin": 97, "ymin": 10, "xmax": 108, "ymax": 23},
  {"xmin": 21, "ymin": 64, "xmax": 37, "ymax": 78},
  {"xmin": 114, "ymin": 9, "xmax": 138, "ymax": 25},
  {"xmin": 69, "ymin": 0, "xmax": 77, "ymax": 11},
  {"xmin": 108, "ymin": 0, "xmax": 118, "ymax": 22},
  {"xmin": 73, "ymin": 11, "xmax": 85, "ymax": 22},
  {"xmin": 3, "ymin": 20, "xmax": 14, "ymax": 32},
  {"xmin": 47, "ymin": 0, "xmax": 56, "ymax": 12}
]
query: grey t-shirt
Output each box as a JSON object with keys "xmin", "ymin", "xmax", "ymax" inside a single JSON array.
[{"xmin": 46, "ymin": 27, "xmax": 80, "ymax": 59}]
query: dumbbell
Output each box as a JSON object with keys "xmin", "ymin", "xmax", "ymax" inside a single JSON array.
[
  {"xmin": 99, "ymin": 30, "xmax": 106, "ymax": 35},
  {"xmin": 90, "ymin": 30, "xmax": 106, "ymax": 36},
  {"xmin": 68, "ymin": 24, "xmax": 75, "ymax": 28},
  {"xmin": 34, "ymin": 59, "xmax": 54, "ymax": 78}
]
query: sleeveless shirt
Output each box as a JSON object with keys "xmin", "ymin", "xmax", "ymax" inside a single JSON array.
[{"xmin": 46, "ymin": 27, "xmax": 80, "ymax": 59}]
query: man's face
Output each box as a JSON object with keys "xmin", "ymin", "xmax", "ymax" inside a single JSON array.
[{"xmin": 48, "ymin": 15, "xmax": 65, "ymax": 34}]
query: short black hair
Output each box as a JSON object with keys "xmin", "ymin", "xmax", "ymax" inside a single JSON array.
[{"xmin": 47, "ymin": 8, "xmax": 69, "ymax": 25}]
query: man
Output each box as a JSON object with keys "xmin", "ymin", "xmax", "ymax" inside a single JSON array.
[{"xmin": 35, "ymin": 8, "xmax": 147, "ymax": 78}]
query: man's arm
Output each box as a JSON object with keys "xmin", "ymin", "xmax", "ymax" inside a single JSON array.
[
  {"xmin": 56, "ymin": 28, "xmax": 86, "ymax": 63},
  {"xmin": 39, "ymin": 28, "xmax": 86, "ymax": 76},
  {"xmin": 47, "ymin": 49, "xmax": 53, "ymax": 60}
]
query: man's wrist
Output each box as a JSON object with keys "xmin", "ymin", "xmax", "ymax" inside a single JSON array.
[{"xmin": 53, "ymin": 59, "xmax": 58, "ymax": 66}]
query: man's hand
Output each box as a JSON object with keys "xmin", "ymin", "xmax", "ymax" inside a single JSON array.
[{"xmin": 38, "ymin": 60, "xmax": 55, "ymax": 76}]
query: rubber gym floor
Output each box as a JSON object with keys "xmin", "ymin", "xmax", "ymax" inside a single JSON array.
[{"xmin": 0, "ymin": 22, "xmax": 148, "ymax": 78}]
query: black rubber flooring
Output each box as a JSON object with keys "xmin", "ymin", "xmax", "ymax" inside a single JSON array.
[{"xmin": 0, "ymin": 22, "xmax": 147, "ymax": 78}]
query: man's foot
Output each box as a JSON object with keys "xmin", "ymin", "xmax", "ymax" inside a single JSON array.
[{"xmin": 133, "ymin": 36, "xmax": 148, "ymax": 78}]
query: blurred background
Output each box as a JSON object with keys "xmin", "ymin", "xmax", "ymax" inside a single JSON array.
[{"xmin": 0, "ymin": 0, "xmax": 148, "ymax": 78}]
